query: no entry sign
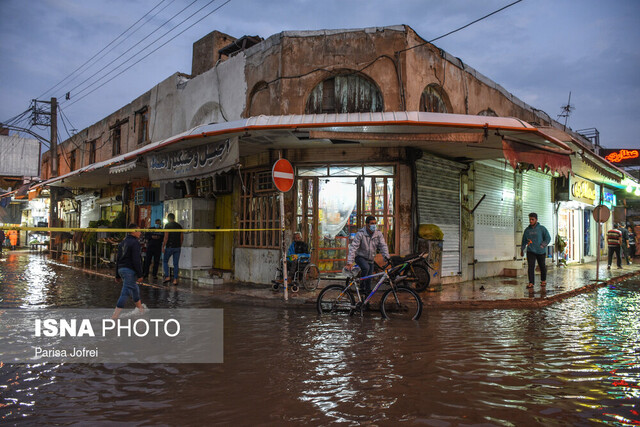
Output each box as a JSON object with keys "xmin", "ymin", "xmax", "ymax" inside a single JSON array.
[{"xmin": 272, "ymin": 159, "xmax": 294, "ymax": 192}]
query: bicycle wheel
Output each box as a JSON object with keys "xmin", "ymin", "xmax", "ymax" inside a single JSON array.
[
  {"xmin": 302, "ymin": 263, "xmax": 320, "ymax": 290},
  {"xmin": 406, "ymin": 263, "xmax": 430, "ymax": 292},
  {"xmin": 317, "ymin": 284, "xmax": 355, "ymax": 315},
  {"xmin": 380, "ymin": 286, "xmax": 422, "ymax": 320}
]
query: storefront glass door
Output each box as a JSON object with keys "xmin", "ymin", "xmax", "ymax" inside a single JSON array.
[{"xmin": 296, "ymin": 165, "xmax": 395, "ymax": 273}]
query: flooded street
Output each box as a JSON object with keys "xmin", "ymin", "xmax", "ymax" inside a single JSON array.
[{"xmin": 1, "ymin": 252, "xmax": 640, "ymax": 425}]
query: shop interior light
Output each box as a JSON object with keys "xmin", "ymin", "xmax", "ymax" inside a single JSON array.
[
  {"xmin": 635, "ymin": 187, "xmax": 640, "ymax": 196},
  {"xmin": 627, "ymin": 185, "xmax": 633, "ymax": 193},
  {"xmin": 163, "ymin": 218, "xmax": 169, "ymax": 224}
]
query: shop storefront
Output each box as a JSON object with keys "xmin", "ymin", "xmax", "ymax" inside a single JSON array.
[
  {"xmin": 416, "ymin": 154, "xmax": 464, "ymax": 277},
  {"xmin": 294, "ymin": 164, "xmax": 397, "ymax": 273},
  {"xmin": 555, "ymin": 176, "xmax": 599, "ymax": 263},
  {"xmin": 473, "ymin": 160, "xmax": 516, "ymax": 262}
]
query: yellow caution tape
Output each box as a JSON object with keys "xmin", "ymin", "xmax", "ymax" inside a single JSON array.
[{"xmin": 0, "ymin": 226, "xmax": 282, "ymax": 233}]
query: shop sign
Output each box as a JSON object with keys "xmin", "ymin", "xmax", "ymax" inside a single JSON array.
[
  {"xmin": 602, "ymin": 189, "xmax": 616, "ymax": 209},
  {"xmin": 601, "ymin": 148, "xmax": 640, "ymax": 166},
  {"xmin": 570, "ymin": 177, "xmax": 596, "ymax": 205},
  {"xmin": 146, "ymin": 137, "xmax": 238, "ymax": 182}
]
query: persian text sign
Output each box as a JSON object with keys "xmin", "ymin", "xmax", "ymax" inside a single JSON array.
[
  {"xmin": 601, "ymin": 148, "xmax": 640, "ymax": 166},
  {"xmin": 0, "ymin": 309, "xmax": 223, "ymax": 363},
  {"xmin": 570, "ymin": 177, "xmax": 596, "ymax": 205},
  {"xmin": 147, "ymin": 137, "xmax": 238, "ymax": 182}
]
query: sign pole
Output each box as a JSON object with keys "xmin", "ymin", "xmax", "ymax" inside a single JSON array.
[
  {"xmin": 272, "ymin": 158, "xmax": 295, "ymax": 302},
  {"xmin": 592, "ymin": 204, "xmax": 610, "ymax": 283},
  {"xmin": 280, "ymin": 193, "xmax": 288, "ymax": 301}
]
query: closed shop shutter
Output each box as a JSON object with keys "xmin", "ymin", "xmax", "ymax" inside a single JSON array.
[
  {"xmin": 416, "ymin": 154, "xmax": 464, "ymax": 276},
  {"xmin": 473, "ymin": 161, "xmax": 515, "ymax": 262},
  {"xmin": 522, "ymin": 171, "xmax": 555, "ymax": 243}
]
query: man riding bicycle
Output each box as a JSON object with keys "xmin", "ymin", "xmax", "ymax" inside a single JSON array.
[{"xmin": 346, "ymin": 215, "xmax": 390, "ymax": 294}]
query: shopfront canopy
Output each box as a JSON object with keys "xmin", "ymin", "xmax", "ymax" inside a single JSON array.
[{"xmin": 34, "ymin": 111, "xmax": 574, "ymax": 190}]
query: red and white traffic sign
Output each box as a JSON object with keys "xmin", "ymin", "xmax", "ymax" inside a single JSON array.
[{"xmin": 272, "ymin": 159, "xmax": 294, "ymax": 192}]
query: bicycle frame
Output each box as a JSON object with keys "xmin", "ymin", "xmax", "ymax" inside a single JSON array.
[{"xmin": 349, "ymin": 264, "xmax": 405, "ymax": 306}]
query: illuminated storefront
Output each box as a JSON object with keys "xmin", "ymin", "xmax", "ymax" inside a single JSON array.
[
  {"xmin": 295, "ymin": 164, "xmax": 396, "ymax": 273},
  {"xmin": 555, "ymin": 176, "xmax": 599, "ymax": 263}
]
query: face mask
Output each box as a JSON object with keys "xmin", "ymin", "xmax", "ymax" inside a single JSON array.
[{"xmin": 368, "ymin": 224, "xmax": 377, "ymax": 232}]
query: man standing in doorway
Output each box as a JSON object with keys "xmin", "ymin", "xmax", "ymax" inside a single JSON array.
[
  {"xmin": 162, "ymin": 213, "xmax": 183, "ymax": 285},
  {"xmin": 618, "ymin": 223, "xmax": 632, "ymax": 265},
  {"xmin": 143, "ymin": 219, "xmax": 163, "ymax": 280},
  {"xmin": 521, "ymin": 212, "xmax": 551, "ymax": 289},
  {"xmin": 346, "ymin": 215, "xmax": 390, "ymax": 295},
  {"xmin": 607, "ymin": 224, "xmax": 623, "ymax": 269}
]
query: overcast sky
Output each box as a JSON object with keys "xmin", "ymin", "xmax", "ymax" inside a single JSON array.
[{"xmin": 1, "ymin": 0, "xmax": 639, "ymax": 149}]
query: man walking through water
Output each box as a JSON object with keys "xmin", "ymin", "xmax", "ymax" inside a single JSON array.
[
  {"xmin": 521, "ymin": 212, "xmax": 551, "ymax": 289},
  {"xmin": 113, "ymin": 224, "xmax": 145, "ymax": 319}
]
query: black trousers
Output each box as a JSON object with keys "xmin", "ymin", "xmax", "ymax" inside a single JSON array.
[
  {"xmin": 143, "ymin": 245, "xmax": 162, "ymax": 277},
  {"xmin": 526, "ymin": 251, "xmax": 547, "ymax": 284},
  {"xmin": 608, "ymin": 246, "xmax": 621, "ymax": 268}
]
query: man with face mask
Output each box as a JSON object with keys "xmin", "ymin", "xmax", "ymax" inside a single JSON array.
[{"xmin": 346, "ymin": 215, "xmax": 390, "ymax": 294}]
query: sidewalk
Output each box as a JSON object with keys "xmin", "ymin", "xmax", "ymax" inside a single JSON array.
[{"xmin": 31, "ymin": 250, "xmax": 640, "ymax": 310}]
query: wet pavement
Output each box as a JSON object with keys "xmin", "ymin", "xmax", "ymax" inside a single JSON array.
[
  {"xmin": 14, "ymin": 249, "xmax": 640, "ymax": 310},
  {"xmin": 2, "ymin": 250, "xmax": 640, "ymax": 425}
]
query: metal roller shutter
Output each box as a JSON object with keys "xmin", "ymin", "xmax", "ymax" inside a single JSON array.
[
  {"xmin": 522, "ymin": 171, "xmax": 555, "ymax": 243},
  {"xmin": 473, "ymin": 161, "xmax": 515, "ymax": 262},
  {"xmin": 416, "ymin": 154, "xmax": 464, "ymax": 276}
]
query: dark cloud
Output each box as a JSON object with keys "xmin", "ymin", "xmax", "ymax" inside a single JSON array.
[{"xmin": 1, "ymin": 0, "xmax": 639, "ymax": 148}]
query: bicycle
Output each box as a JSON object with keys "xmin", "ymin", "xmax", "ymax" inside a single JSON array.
[
  {"xmin": 316, "ymin": 263, "xmax": 423, "ymax": 320},
  {"xmin": 272, "ymin": 254, "xmax": 320, "ymax": 292},
  {"xmin": 386, "ymin": 251, "xmax": 434, "ymax": 292}
]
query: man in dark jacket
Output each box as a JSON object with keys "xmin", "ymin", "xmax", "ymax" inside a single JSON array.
[
  {"xmin": 113, "ymin": 224, "xmax": 145, "ymax": 319},
  {"xmin": 143, "ymin": 219, "xmax": 163, "ymax": 279}
]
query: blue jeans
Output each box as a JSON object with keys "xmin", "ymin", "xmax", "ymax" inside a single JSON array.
[
  {"xmin": 163, "ymin": 247, "xmax": 181, "ymax": 279},
  {"xmin": 355, "ymin": 255, "xmax": 374, "ymax": 294},
  {"xmin": 117, "ymin": 267, "xmax": 141, "ymax": 308}
]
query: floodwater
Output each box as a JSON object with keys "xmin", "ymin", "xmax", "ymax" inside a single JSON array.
[{"xmin": 1, "ymin": 252, "xmax": 640, "ymax": 425}]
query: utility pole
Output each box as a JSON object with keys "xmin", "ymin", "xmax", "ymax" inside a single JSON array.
[{"xmin": 50, "ymin": 97, "xmax": 58, "ymax": 177}]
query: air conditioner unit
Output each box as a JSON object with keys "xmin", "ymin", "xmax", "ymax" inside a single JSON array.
[{"xmin": 160, "ymin": 182, "xmax": 183, "ymax": 201}]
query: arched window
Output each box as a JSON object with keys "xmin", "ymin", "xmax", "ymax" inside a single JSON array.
[
  {"xmin": 477, "ymin": 108, "xmax": 498, "ymax": 117},
  {"xmin": 305, "ymin": 73, "xmax": 383, "ymax": 114},
  {"xmin": 420, "ymin": 84, "xmax": 450, "ymax": 113}
]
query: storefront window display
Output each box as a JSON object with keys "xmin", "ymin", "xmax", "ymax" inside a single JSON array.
[{"xmin": 296, "ymin": 165, "xmax": 396, "ymax": 272}]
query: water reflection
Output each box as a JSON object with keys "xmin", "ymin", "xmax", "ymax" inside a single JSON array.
[{"xmin": 1, "ymin": 253, "xmax": 640, "ymax": 424}]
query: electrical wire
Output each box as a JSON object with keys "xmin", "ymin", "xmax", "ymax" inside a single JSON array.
[
  {"xmin": 61, "ymin": 0, "xmax": 201, "ymax": 103},
  {"xmin": 396, "ymin": 0, "xmax": 524, "ymax": 54},
  {"xmin": 65, "ymin": 0, "xmax": 232, "ymax": 108},
  {"xmin": 37, "ymin": 0, "xmax": 171, "ymax": 100}
]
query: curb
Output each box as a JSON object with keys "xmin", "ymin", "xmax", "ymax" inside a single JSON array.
[{"xmin": 43, "ymin": 257, "xmax": 640, "ymax": 311}]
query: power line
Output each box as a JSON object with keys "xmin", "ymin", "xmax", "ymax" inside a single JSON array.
[
  {"xmin": 66, "ymin": 0, "xmax": 232, "ymax": 108},
  {"xmin": 37, "ymin": 0, "xmax": 171, "ymax": 100},
  {"xmin": 397, "ymin": 0, "xmax": 524, "ymax": 54},
  {"xmin": 61, "ymin": 0, "xmax": 199, "ymax": 102}
]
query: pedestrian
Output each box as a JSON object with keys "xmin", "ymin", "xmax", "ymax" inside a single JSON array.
[
  {"xmin": 627, "ymin": 226, "xmax": 636, "ymax": 262},
  {"xmin": 619, "ymin": 223, "xmax": 632, "ymax": 265},
  {"xmin": 521, "ymin": 212, "xmax": 551, "ymax": 289},
  {"xmin": 113, "ymin": 224, "xmax": 145, "ymax": 319},
  {"xmin": 162, "ymin": 213, "xmax": 183, "ymax": 285},
  {"xmin": 7, "ymin": 229, "xmax": 18, "ymax": 250},
  {"xmin": 0, "ymin": 229, "xmax": 4, "ymax": 255},
  {"xmin": 143, "ymin": 219, "xmax": 163, "ymax": 279},
  {"xmin": 346, "ymin": 215, "xmax": 390, "ymax": 295},
  {"xmin": 606, "ymin": 224, "xmax": 623, "ymax": 269}
]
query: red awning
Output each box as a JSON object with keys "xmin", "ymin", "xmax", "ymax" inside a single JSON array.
[{"xmin": 502, "ymin": 138, "xmax": 571, "ymax": 177}]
